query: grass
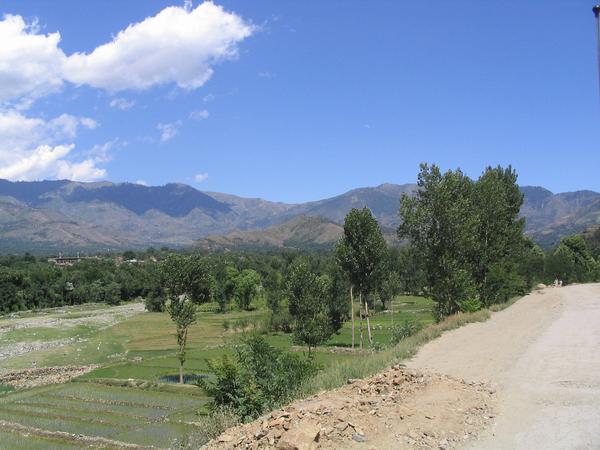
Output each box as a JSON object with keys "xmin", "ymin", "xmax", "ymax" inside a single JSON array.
[
  {"xmin": 0, "ymin": 295, "xmax": 514, "ymax": 448},
  {"xmin": 297, "ymin": 308, "xmax": 491, "ymax": 396},
  {"xmin": 0, "ymin": 382, "xmax": 207, "ymax": 448}
]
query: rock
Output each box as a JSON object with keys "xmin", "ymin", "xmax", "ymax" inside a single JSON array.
[
  {"xmin": 439, "ymin": 438, "xmax": 449, "ymax": 449},
  {"xmin": 269, "ymin": 417, "xmax": 286, "ymax": 428},
  {"xmin": 352, "ymin": 433, "xmax": 366, "ymax": 442},
  {"xmin": 217, "ymin": 435, "xmax": 233, "ymax": 443},
  {"xmin": 277, "ymin": 420, "xmax": 320, "ymax": 450},
  {"xmin": 335, "ymin": 421, "xmax": 349, "ymax": 432}
]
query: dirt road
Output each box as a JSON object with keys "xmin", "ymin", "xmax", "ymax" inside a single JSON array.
[{"xmin": 409, "ymin": 283, "xmax": 600, "ymax": 449}]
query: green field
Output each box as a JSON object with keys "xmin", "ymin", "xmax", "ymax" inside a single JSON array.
[{"xmin": 0, "ymin": 296, "xmax": 435, "ymax": 448}]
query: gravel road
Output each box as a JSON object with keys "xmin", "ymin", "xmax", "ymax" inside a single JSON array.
[{"xmin": 409, "ymin": 284, "xmax": 600, "ymax": 450}]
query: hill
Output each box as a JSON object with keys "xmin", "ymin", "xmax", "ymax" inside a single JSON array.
[
  {"xmin": 199, "ymin": 216, "xmax": 345, "ymax": 251},
  {"xmin": 0, "ymin": 179, "xmax": 599, "ymax": 252}
]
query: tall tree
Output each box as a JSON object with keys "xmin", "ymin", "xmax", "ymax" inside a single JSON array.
[
  {"xmin": 160, "ymin": 254, "xmax": 211, "ymax": 383},
  {"xmin": 166, "ymin": 297, "xmax": 197, "ymax": 384},
  {"xmin": 335, "ymin": 207, "xmax": 388, "ymax": 348},
  {"xmin": 472, "ymin": 166, "xmax": 526, "ymax": 305},
  {"xmin": 234, "ymin": 269, "xmax": 261, "ymax": 311},
  {"xmin": 286, "ymin": 258, "xmax": 336, "ymax": 354},
  {"xmin": 398, "ymin": 164, "xmax": 478, "ymax": 318}
]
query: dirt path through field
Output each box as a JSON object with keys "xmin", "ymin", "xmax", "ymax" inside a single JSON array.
[{"xmin": 409, "ymin": 283, "xmax": 600, "ymax": 449}]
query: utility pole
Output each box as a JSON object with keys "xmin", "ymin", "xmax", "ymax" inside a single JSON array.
[{"xmin": 594, "ymin": 5, "xmax": 600, "ymax": 97}]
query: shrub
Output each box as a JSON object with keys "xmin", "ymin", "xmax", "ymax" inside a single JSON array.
[
  {"xmin": 390, "ymin": 318, "xmax": 423, "ymax": 344},
  {"xmin": 145, "ymin": 293, "xmax": 165, "ymax": 312},
  {"xmin": 459, "ymin": 297, "xmax": 481, "ymax": 313},
  {"xmin": 175, "ymin": 407, "xmax": 239, "ymax": 449},
  {"xmin": 198, "ymin": 335, "xmax": 318, "ymax": 421},
  {"xmin": 268, "ymin": 310, "xmax": 294, "ymax": 333}
]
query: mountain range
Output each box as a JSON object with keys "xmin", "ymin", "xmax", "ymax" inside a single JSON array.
[{"xmin": 0, "ymin": 179, "xmax": 599, "ymax": 253}]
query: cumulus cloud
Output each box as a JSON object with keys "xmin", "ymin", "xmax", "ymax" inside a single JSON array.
[
  {"xmin": 157, "ymin": 121, "xmax": 182, "ymax": 143},
  {"xmin": 63, "ymin": 2, "xmax": 253, "ymax": 92},
  {"xmin": 0, "ymin": 110, "xmax": 105, "ymax": 181},
  {"xmin": 190, "ymin": 109, "xmax": 209, "ymax": 120},
  {"xmin": 0, "ymin": 2, "xmax": 253, "ymax": 104},
  {"xmin": 0, "ymin": 14, "xmax": 66, "ymax": 106},
  {"xmin": 194, "ymin": 173, "xmax": 209, "ymax": 183},
  {"xmin": 109, "ymin": 97, "xmax": 135, "ymax": 110},
  {"xmin": 0, "ymin": 2, "xmax": 252, "ymax": 181}
]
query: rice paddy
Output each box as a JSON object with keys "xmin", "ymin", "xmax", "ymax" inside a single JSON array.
[{"xmin": 0, "ymin": 296, "xmax": 435, "ymax": 448}]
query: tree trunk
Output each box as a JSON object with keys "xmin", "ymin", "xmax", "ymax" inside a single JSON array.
[
  {"xmin": 359, "ymin": 292, "xmax": 364, "ymax": 349},
  {"xmin": 365, "ymin": 294, "xmax": 373, "ymax": 347},
  {"xmin": 350, "ymin": 286, "xmax": 355, "ymax": 350},
  {"xmin": 179, "ymin": 361, "xmax": 184, "ymax": 384}
]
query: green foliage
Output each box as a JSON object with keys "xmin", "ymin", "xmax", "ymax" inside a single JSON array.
[
  {"xmin": 233, "ymin": 269, "xmax": 261, "ymax": 311},
  {"xmin": 546, "ymin": 235, "xmax": 599, "ymax": 283},
  {"xmin": 286, "ymin": 258, "xmax": 342, "ymax": 352},
  {"xmin": 458, "ymin": 297, "xmax": 482, "ymax": 313},
  {"xmin": 145, "ymin": 291, "xmax": 165, "ymax": 312},
  {"xmin": 399, "ymin": 164, "xmax": 530, "ymax": 316},
  {"xmin": 335, "ymin": 207, "xmax": 388, "ymax": 297},
  {"xmin": 390, "ymin": 318, "xmax": 423, "ymax": 344},
  {"xmin": 160, "ymin": 254, "xmax": 215, "ymax": 304},
  {"xmin": 199, "ymin": 335, "xmax": 317, "ymax": 421},
  {"xmin": 268, "ymin": 309, "xmax": 294, "ymax": 332},
  {"xmin": 166, "ymin": 297, "xmax": 197, "ymax": 383}
]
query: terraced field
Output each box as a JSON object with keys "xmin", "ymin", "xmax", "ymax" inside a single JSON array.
[
  {"xmin": 0, "ymin": 382, "xmax": 207, "ymax": 448},
  {"xmin": 0, "ymin": 296, "xmax": 436, "ymax": 448}
]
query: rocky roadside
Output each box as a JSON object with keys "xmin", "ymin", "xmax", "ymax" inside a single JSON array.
[{"xmin": 204, "ymin": 366, "xmax": 496, "ymax": 450}]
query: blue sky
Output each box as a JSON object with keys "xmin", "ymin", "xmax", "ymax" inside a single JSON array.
[{"xmin": 0, "ymin": 1, "xmax": 598, "ymax": 202}]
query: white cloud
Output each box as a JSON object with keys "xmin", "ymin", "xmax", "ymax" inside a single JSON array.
[
  {"xmin": 80, "ymin": 117, "xmax": 99, "ymax": 129},
  {"xmin": 157, "ymin": 121, "xmax": 182, "ymax": 143},
  {"xmin": 0, "ymin": 14, "xmax": 66, "ymax": 106},
  {"xmin": 194, "ymin": 173, "xmax": 209, "ymax": 183},
  {"xmin": 0, "ymin": 2, "xmax": 253, "ymax": 105},
  {"xmin": 56, "ymin": 158, "xmax": 106, "ymax": 181},
  {"xmin": 63, "ymin": 2, "xmax": 253, "ymax": 93},
  {"xmin": 0, "ymin": 110, "xmax": 106, "ymax": 181},
  {"xmin": 135, "ymin": 179, "xmax": 148, "ymax": 186},
  {"xmin": 190, "ymin": 109, "xmax": 209, "ymax": 120},
  {"xmin": 203, "ymin": 93, "xmax": 215, "ymax": 102},
  {"xmin": 109, "ymin": 97, "xmax": 135, "ymax": 110}
]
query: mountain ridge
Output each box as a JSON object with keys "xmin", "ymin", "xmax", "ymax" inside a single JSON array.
[{"xmin": 0, "ymin": 179, "xmax": 599, "ymax": 252}]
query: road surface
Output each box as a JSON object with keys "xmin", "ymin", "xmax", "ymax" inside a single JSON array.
[{"xmin": 409, "ymin": 283, "xmax": 600, "ymax": 450}]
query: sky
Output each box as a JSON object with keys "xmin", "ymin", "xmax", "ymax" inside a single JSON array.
[{"xmin": 0, "ymin": 1, "xmax": 599, "ymax": 203}]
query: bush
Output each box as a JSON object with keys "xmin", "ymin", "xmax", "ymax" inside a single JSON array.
[
  {"xmin": 145, "ymin": 293, "xmax": 165, "ymax": 312},
  {"xmin": 198, "ymin": 335, "xmax": 318, "ymax": 421},
  {"xmin": 268, "ymin": 310, "xmax": 294, "ymax": 333},
  {"xmin": 390, "ymin": 318, "xmax": 423, "ymax": 345},
  {"xmin": 174, "ymin": 407, "xmax": 239, "ymax": 449},
  {"xmin": 458, "ymin": 297, "xmax": 481, "ymax": 313}
]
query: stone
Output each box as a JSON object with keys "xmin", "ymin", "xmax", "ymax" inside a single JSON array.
[
  {"xmin": 277, "ymin": 420, "xmax": 320, "ymax": 450},
  {"xmin": 352, "ymin": 433, "xmax": 366, "ymax": 442},
  {"xmin": 269, "ymin": 417, "xmax": 286, "ymax": 428}
]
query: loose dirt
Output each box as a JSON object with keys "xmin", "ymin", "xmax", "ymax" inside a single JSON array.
[
  {"xmin": 410, "ymin": 283, "xmax": 600, "ymax": 449},
  {"xmin": 205, "ymin": 367, "xmax": 495, "ymax": 450},
  {"xmin": 0, "ymin": 365, "xmax": 99, "ymax": 389}
]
